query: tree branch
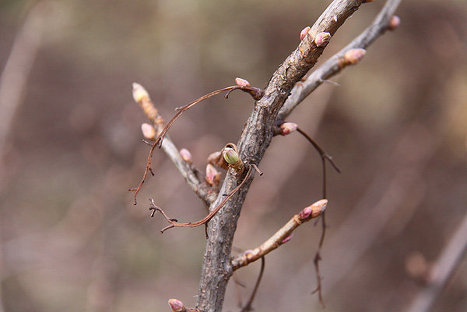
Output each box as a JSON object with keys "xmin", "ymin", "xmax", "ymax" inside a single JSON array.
[
  {"xmin": 231, "ymin": 199, "xmax": 327, "ymax": 271},
  {"xmin": 406, "ymin": 214, "xmax": 467, "ymax": 312},
  {"xmin": 197, "ymin": 2, "xmax": 367, "ymax": 311},
  {"xmin": 277, "ymin": 0, "xmax": 402, "ymax": 121}
]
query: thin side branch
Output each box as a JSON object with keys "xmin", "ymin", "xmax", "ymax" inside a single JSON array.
[
  {"xmin": 277, "ymin": 0, "xmax": 402, "ymax": 121},
  {"xmin": 240, "ymin": 257, "xmax": 265, "ymax": 312},
  {"xmin": 231, "ymin": 199, "xmax": 327, "ymax": 271}
]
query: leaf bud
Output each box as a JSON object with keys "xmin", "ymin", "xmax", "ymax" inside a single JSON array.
[
  {"xmin": 132, "ymin": 82, "xmax": 149, "ymax": 103},
  {"xmin": 205, "ymin": 164, "xmax": 221, "ymax": 186},
  {"xmin": 314, "ymin": 32, "xmax": 331, "ymax": 47},
  {"xmin": 223, "ymin": 147, "xmax": 240, "ymax": 165},
  {"xmin": 298, "ymin": 199, "xmax": 327, "ymax": 220},
  {"xmin": 388, "ymin": 15, "xmax": 400, "ymax": 31},
  {"xmin": 179, "ymin": 148, "xmax": 193, "ymax": 164},
  {"xmin": 343, "ymin": 48, "xmax": 366, "ymax": 65},
  {"xmin": 141, "ymin": 123, "xmax": 156, "ymax": 140},
  {"xmin": 300, "ymin": 26, "xmax": 311, "ymax": 40},
  {"xmin": 280, "ymin": 122, "xmax": 298, "ymax": 135},
  {"xmin": 235, "ymin": 77, "xmax": 251, "ymax": 87},
  {"xmin": 168, "ymin": 299, "xmax": 186, "ymax": 312}
]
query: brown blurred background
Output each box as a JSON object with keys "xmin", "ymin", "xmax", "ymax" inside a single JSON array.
[{"xmin": 0, "ymin": 0, "xmax": 466, "ymax": 311}]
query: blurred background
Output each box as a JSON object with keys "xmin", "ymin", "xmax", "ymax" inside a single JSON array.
[{"xmin": 0, "ymin": 0, "xmax": 466, "ymax": 311}]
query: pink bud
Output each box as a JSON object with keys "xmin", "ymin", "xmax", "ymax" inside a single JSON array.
[
  {"xmin": 141, "ymin": 123, "xmax": 156, "ymax": 140},
  {"xmin": 281, "ymin": 233, "xmax": 294, "ymax": 244},
  {"xmin": 205, "ymin": 164, "xmax": 220, "ymax": 186},
  {"xmin": 179, "ymin": 148, "xmax": 193, "ymax": 164},
  {"xmin": 314, "ymin": 32, "xmax": 331, "ymax": 47},
  {"xmin": 300, "ymin": 26, "xmax": 311, "ymax": 40},
  {"xmin": 168, "ymin": 299, "xmax": 186, "ymax": 312},
  {"xmin": 388, "ymin": 15, "xmax": 400, "ymax": 31},
  {"xmin": 280, "ymin": 122, "xmax": 298, "ymax": 135},
  {"xmin": 344, "ymin": 48, "xmax": 366, "ymax": 65},
  {"xmin": 299, "ymin": 199, "xmax": 327, "ymax": 220},
  {"xmin": 235, "ymin": 77, "xmax": 251, "ymax": 87}
]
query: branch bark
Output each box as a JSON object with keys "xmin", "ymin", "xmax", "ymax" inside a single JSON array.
[{"xmin": 196, "ymin": 1, "xmax": 366, "ymax": 311}]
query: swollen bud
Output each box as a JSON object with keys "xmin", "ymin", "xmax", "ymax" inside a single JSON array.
[
  {"xmin": 298, "ymin": 199, "xmax": 327, "ymax": 220},
  {"xmin": 223, "ymin": 147, "xmax": 240, "ymax": 165},
  {"xmin": 179, "ymin": 148, "xmax": 193, "ymax": 164},
  {"xmin": 300, "ymin": 26, "xmax": 311, "ymax": 40},
  {"xmin": 235, "ymin": 77, "xmax": 251, "ymax": 87},
  {"xmin": 205, "ymin": 164, "xmax": 221, "ymax": 186},
  {"xmin": 314, "ymin": 32, "xmax": 331, "ymax": 47},
  {"xmin": 132, "ymin": 82, "xmax": 149, "ymax": 103},
  {"xmin": 343, "ymin": 48, "xmax": 366, "ymax": 65},
  {"xmin": 168, "ymin": 299, "xmax": 186, "ymax": 312},
  {"xmin": 141, "ymin": 123, "xmax": 156, "ymax": 140},
  {"xmin": 280, "ymin": 122, "xmax": 298, "ymax": 135},
  {"xmin": 388, "ymin": 15, "xmax": 400, "ymax": 31}
]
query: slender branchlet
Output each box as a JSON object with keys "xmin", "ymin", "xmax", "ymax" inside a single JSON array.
[
  {"xmin": 240, "ymin": 257, "xmax": 265, "ymax": 312},
  {"xmin": 231, "ymin": 199, "xmax": 327, "ymax": 271}
]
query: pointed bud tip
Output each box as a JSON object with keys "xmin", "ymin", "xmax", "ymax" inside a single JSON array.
[
  {"xmin": 168, "ymin": 299, "xmax": 185, "ymax": 312},
  {"xmin": 388, "ymin": 15, "xmax": 400, "ymax": 30},
  {"xmin": 281, "ymin": 233, "xmax": 294, "ymax": 244},
  {"xmin": 141, "ymin": 123, "xmax": 156, "ymax": 140},
  {"xmin": 280, "ymin": 122, "xmax": 298, "ymax": 135},
  {"xmin": 314, "ymin": 32, "xmax": 331, "ymax": 47},
  {"xmin": 344, "ymin": 48, "xmax": 366, "ymax": 65},
  {"xmin": 235, "ymin": 77, "xmax": 250, "ymax": 87},
  {"xmin": 179, "ymin": 148, "xmax": 192, "ymax": 164},
  {"xmin": 300, "ymin": 26, "xmax": 311, "ymax": 40},
  {"xmin": 132, "ymin": 82, "xmax": 149, "ymax": 103}
]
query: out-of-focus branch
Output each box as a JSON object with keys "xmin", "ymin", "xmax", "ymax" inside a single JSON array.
[
  {"xmin": 406, "ymin": 214, "xmax": 467, "ymax": 312},
  {"xmin": 197, "ymin": 2, "xmax": 367, "ymax": 311},
  {"xmin": 131, "ymin": 83, "xmax": 216, "ymax": 206},
  {"xmin": 0, "ymin": 2, "xmax": 46, "ymax": 185},
  {"xmin": 277, "ymin": 0, "xmax": 402, "ymax": 121},
  {"xmin": 231, "ymin": 199, "xmax": 327, "ymax": 271}
]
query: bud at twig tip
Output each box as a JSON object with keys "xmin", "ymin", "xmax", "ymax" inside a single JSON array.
[
  {"xmin": 168, "ymin": 299, "xmax": 186, "ymax": 312},
  {"xmin": 132, "ymin": 82, "xmax": 149, "ymax": 103},
  {"xmin": 314, "ymin": 32, "xmax": 331, "ymax": 47},
  {"xmin": 388, "ymin": 15, "xmax": 400, "ymax": 31},
  {"xmin": 179, "ymin": 148, "xmax": 192, "ymax": 164},
  {"xmin": 141, "ymin": 123, "xmax": 156, "ymax": 140},
  {"xmin": 280, "ymin": 122, "xmax": 298, "ymax": 135},
  {"xmin": 299, "ymin": 199, "xmax": 327, "ymax": 220},
  {"xmin": 300, "ymin": 26, "xmax": 311, "ymax": 40},
  {"xmin": 344, "ymin": 48, "xmax": 366, "ymax": 65},
  {"xmin": 235, "ymin": 77, "xmax": 250, "ymax": 87}
]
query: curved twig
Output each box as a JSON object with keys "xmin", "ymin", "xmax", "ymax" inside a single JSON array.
[
  {"xmin": 240, "ymin": 257, "xmax": 265, "ymax": 312},
  {"xmin": 150, "ymin": 165, "xmax": 253, "ymax": 233}
]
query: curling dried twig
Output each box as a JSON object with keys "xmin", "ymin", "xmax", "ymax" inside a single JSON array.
[
  {"xmin": 240, "ymin": 257, "xmax": 265, "ymax": 312},
  {"xmin": 150, "ymin": 165, "xmax": 253, "ymax": 233},
  {"xmin": 232, "ymin": 199, "xmax": 327, "ymax": 271},
  {"xmin": 130, "ymin": 80, "xmax": 264, "ymax": 204}
]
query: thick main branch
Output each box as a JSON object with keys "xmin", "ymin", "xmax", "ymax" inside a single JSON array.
[{"xmin": 196, "ymin": 1, "xmax": 365, "ymax": 311}]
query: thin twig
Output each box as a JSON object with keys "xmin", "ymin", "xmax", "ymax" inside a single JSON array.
[
  {"xmin": 240, "ymin": 257, "xmax": 265, "ymax": 312},
  {"xmin": 232, "ymin": 199, "xmax": 327, "ymax": 271},
  {"xmin": 149, "ymin": 166, "xmax": 253, "ymax": 233}
]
